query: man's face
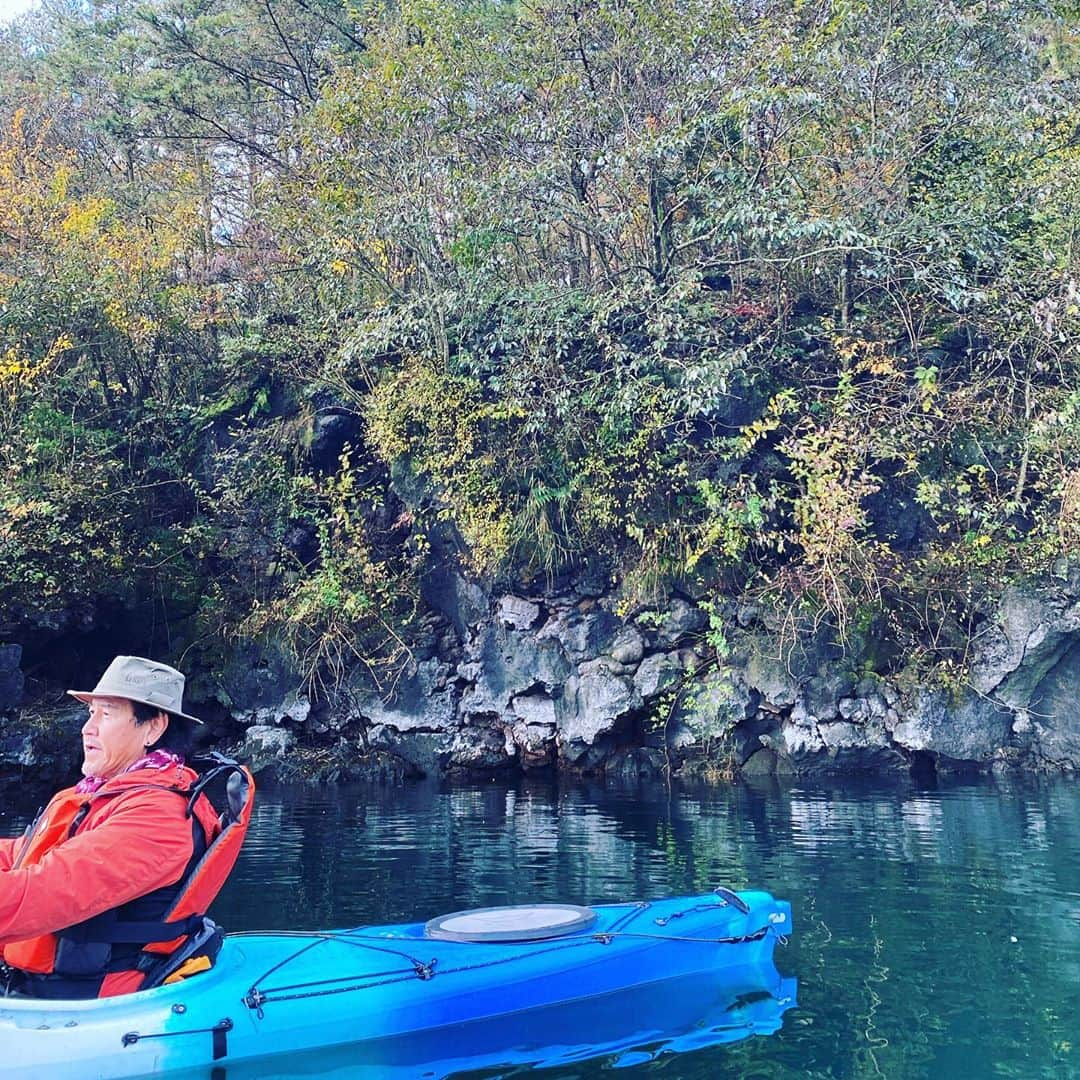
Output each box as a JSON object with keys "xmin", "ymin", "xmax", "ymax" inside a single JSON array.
[{"xmin": 80, "ymin": 695, "xmax": 154, "ymax": 778}]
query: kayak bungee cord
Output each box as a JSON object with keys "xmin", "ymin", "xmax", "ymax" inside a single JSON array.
[
  {"xmin": 243, "ymin": 925, "xmax": 784, "ymax": 1012},
  {"xmin": 240, "ymin": 909, "xmax": 661, "ymax": 1010},
  {"xmin": 244, "ymin": 935, "xmax": 600, "ymax": 1012},
  {"xmin": 235, "ymin": 927, "xmax": 438, "ymax": 984}
]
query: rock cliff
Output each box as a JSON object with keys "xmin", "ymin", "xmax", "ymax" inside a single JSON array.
[{"xmin": 3, "ymin": 566, "xmax": 1078, "ymax": 785}]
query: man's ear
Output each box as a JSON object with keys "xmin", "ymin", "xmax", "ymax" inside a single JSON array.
[{"xmin": 146, "ymin": 711, "xmax": 170, "ymax": 747}]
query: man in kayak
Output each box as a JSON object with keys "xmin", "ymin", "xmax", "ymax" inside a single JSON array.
[{"xmin": 0, "ymin": 655, "xmax": 252, "ymax": 999}]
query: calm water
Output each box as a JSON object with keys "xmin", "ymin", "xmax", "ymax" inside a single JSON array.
[{"xmin": 3, "ymin": 775, "xmax": 1078, "ymax": 1078}]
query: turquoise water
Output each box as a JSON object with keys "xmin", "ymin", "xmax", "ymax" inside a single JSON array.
[{"xmin": 3, "ymin": 775, "xmax": 1078, "ymax": 1077}]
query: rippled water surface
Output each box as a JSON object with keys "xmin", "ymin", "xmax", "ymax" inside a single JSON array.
[{"xmin": 4, "ymin": 775, "xmax": 1078, "ymax": 1078}]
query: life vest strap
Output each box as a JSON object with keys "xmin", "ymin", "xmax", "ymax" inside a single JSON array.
[{"xmin": 61, "ymin": 913, "xmax": 205, "ymax": 945}]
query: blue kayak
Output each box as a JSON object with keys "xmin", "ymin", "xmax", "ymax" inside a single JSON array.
[{"xmin": 1, "ymin": 888, "xmax": 792, "ymax": 1079}]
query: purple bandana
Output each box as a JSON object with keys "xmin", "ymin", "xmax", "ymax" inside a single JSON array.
[{"xmin": 75, "ymin": 749, "xmax": 185, "ymax": 794}]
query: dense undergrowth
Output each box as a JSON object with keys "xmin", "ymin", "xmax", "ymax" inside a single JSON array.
[{"xmin": 0, "ymin": 0, "xmax": 1077, "ymax": 691}]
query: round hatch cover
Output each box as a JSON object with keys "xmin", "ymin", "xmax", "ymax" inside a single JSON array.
[{"xmin": 424, "ymin": 903, "xmax": 597, "ymax": 943}]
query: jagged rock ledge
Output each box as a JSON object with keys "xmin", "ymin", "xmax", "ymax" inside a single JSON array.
[{"xmin": 2, "ymin": 564, "xmax": 1078, "ymax": 787}]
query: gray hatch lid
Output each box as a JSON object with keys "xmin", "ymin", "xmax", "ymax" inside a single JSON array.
[{"xmin": 424, "ymin": 903, "xmax": 597, "ymax": 943}]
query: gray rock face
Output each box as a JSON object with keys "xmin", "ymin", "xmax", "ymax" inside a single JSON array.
[
  {"xmin": 507, "ymin": 692, "xmax": 559, "ymax": 767},
  {"xmin": 577, "ymin": 656, "xmax": 629, "ymax": 678},
  {"xmin": 461, "ymin": 624, "xmax": 572, "ymax": 717},
  {"xmin": 946, "ymin": 579, "xmax": 1080, "ymax": 770},
  {"xmin": 804, "ymin": 669, "xmax": 858, "ymax": 722},
  {"xmin": 539, "ymin": 607, "xmax": 622, "ymax": 661},
  {"xmin": 891, "ymin": 690, "xmax": 1014, "ymax": 763},
  {"xmin": 564, "ymin": 671, "xmax": 640, "ymax": 737},
  {"xmin": 447, "ymin": 722, "xmax": 514, "ymax": 771},
  {"xmin": 0, "ymin": 705, "xmax": 83, "ymax": 779},
  {"xmin": 653, "ymin": 598, "xmax": 707, "ymax": 645},
  {"xmin": 0, "ymin": 644, "xmax": 24, "ymax": 712},
  {"xmin": 609, "ymin": 626, "xmax": 645, "ymax": 665},
  {"xmin": 633, "ymin": 652, "xmax": 683, "ymax": 699},
  {"xmin": 675, "ymin": 667, "xmax": 757, "ymax": 741},
  {"xmin": 971, "ymin": 586, "xmax": 1080, "ymax": 705},
  {"xmin": 216, "ymin": 639, "xmax": 309, "ymax": 726},
  {"xmin": 0, "ymin": 730, "xmax": 34, "ymax": 767},
  {"xmin": 350, "ymin": 657, "xmax": 456, "ymax": 733},
  {"xmin": 497, "ymin": 595, "xmax": 541, "ymax": 630},
  {"xmin": 5, "ymin": 563, "xmax": 1077, "ymax": 785},
  {"xmin": 1026, "ymin": 639, "xmax": 1080, "ymax": 767},
  {"xmin": 240, "ymin": 688, "xmax": 311, "ymax": 728},
  {"xmin": 765, "ymin": 710, "xmax": 904, "ymax": 773},
  {"xmin": 744, "ymin": 643, "xmax": 800, "ymax": 708},
  {"xmin": 557, "ymin": 670, "xmax": 641, "ymax": 762},
  {"xmin": 338, "ymin": 573, "xmax": 1080, "ymax": 776},
  {"xmin": 511, "ymin": 692, "xmax": 558, "ymax": 726},
  {"xmin": 421, "ymin": 566, "xmax": 488, "ymax": 641},
  {"xmin": 371, "ymin": 729, "xmax": 452, "ymax": 777},
  {"xmin": 242, "ymin": 724, "xmax": 295, "ymax": 762},
  {"xmin": 604, "ymin": 747, "xmax": 666, "ymax": 782},
  {"xmin": 741, "ymin": 748, "xmax": 778, "ymax": 777},
  {"xmin": 507, "ymin": 717, "xmax": 556, "ymax": 768}
]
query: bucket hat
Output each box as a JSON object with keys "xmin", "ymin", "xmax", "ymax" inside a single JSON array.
[{"xmin": 67, "ymin": 655, "xmax": 203, "ymax": 723}]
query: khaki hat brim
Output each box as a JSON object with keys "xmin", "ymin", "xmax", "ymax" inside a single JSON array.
[{"xmin": 66, "ymin": 689, "xmax": 204, "ymax": 724}]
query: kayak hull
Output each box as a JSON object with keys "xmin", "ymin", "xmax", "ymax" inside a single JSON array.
[{"xmin": 1, "ymin": 890, "xmax": 792, "ymax": 1079}]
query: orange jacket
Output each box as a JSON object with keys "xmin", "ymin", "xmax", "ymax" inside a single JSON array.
[{"xmin": 1, "ymin": 763, "xmax": 219, "ymax": 993}]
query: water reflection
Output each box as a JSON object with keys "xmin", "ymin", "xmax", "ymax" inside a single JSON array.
[{"xmin": 2, "ymin": 775, "xmax": 1078, "ymax": 1077}]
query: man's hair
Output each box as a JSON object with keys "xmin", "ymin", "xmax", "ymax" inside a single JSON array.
[{"xmin": 132, "ymin": 700, "xmax": 195, "ymax": 757}]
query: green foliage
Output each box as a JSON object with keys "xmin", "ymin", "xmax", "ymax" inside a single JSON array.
[
  {"xmin": 699, "ymin": 600, "xmax": 732, "ymax": 660},
  {"xmin": 241, "ymin": 450, "xmax": 422, "ymax": 693},
  {"xmin": 358, "ymin": 279, "xmax": 762, "ymax": 597},
  {"xmin": 308, "ymin": 0, "xmax": 1079, "ymax": 657},
  {"xmin": 1, "ymin": 0, "xmax": 1078, "ymax": 687}
]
